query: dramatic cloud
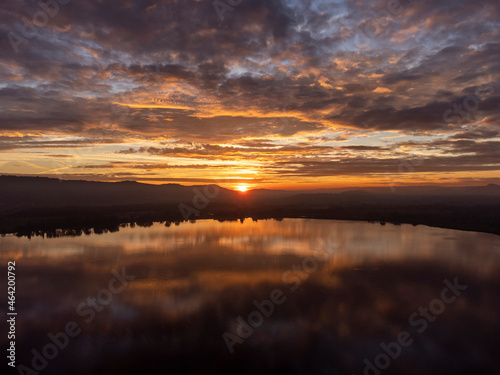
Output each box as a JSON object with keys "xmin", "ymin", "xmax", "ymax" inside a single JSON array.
[{"xmin": 0, "ymin": 0, "xmax": 499, "ymax": 188}]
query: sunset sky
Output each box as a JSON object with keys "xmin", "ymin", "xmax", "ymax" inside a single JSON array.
[{"xmin": 1, "ymin": 0, "xmax": 499, "ymax": 190}]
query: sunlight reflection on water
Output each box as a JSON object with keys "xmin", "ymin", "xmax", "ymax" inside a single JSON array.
[{"xmin": 1, "ymin": 219, "xmax": 499, "ymax": 374}]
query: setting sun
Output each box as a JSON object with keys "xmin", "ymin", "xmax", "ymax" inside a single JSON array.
[
  {"xmin": 236, "ymin": 184, "xmax": 249, "ymax": 192},
  {"xmin": 1, "ymin": 1, "xmax": 499, "ymax": 373}
]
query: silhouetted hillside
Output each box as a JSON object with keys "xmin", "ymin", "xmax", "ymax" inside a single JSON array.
[
  {"xmin": 0, "ymin": 175, "xmax": 237, "ymax": 212},
  {"xmin": 1, "ymin": 176, "xmax": 499, "ymax": 236}
]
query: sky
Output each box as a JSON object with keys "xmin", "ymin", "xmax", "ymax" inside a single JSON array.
[{"xmin": 0, "ymin": 0, "xmax": 499, "ymax": 190}]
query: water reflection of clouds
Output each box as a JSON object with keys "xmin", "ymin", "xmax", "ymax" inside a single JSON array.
[
  {"xmin": 2, "ymin": 219, "xmax": 500, "ymax": 276},
  {"xmin": 1, "ymin": 219, "xmax": 499, "ymax": 374}
]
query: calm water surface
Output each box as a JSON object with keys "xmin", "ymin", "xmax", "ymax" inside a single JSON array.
[{"xmin": 1, "ymin": 219, "xmax": 499, "ymax": 374}]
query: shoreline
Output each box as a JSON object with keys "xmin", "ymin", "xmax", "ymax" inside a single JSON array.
[{"xmin": 2, "ymin": 210, "xmax": 499, "ymax": 238}]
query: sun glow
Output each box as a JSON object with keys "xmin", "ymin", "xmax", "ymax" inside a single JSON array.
[{"xmin": 236, "ymin": 184, "xmax": 249, "ymax": 192}]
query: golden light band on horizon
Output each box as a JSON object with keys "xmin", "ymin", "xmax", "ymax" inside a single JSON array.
[{"xmin": 0, "ymin": 0, "xmax": 498, "ymax": 189}]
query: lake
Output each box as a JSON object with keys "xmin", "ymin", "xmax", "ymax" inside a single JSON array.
[{"xmin": 1, "ymin": 219, "xmax": 499, "ymax": 374}]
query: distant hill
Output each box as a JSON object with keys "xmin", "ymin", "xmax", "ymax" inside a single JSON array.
[
  {"xmin": 1, "ymin": 176, "xmax": 499, "ymax": 210},
  {"xmin": 1, "ymin": 176, "xmax": 499, "ymax": 236},
  {"xmin": 0, "ymin": 175, "xmax": 237, "ymax": 213},
  {"xmin": 1, "ymin": 175, "xmax": 499, "ymax": 213}
]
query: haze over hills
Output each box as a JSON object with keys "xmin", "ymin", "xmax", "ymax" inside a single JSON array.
[{"xmin": 1, "ymin": 175, "xmax": 499, "ymax": 236}]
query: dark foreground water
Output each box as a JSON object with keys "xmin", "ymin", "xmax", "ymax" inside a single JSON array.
[{"xmin": 1, "ymin": 219, "xmax": 499, "ymax": 375}]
